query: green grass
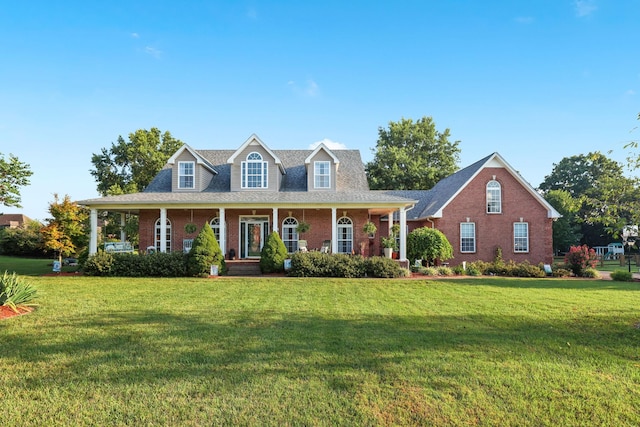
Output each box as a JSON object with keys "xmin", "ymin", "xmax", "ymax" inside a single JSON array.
[
  {"xmin": 0, "ymin": 255, "xmax": 79, "ymax": 276},
  {"xmin": 1, "ymin": 274, "xmax": 639, "ymax": 426}
]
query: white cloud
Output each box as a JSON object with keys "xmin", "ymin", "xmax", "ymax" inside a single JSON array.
[
  {"xmin": 515, "ymin": 16, "xmax": 534, "ymax": 24},
  {"xmin": 625, "ymin": 89, "xmax": 636, "ymax": 96},
  {"xmin": 131, "ymin": 32, "xmax": 140, "ymax": 38},
  {"xmin": 144, "ymin": 46, "xmax": 162, "ymax": 58},
  {"xmin": 309, "ymin": 138, "xmax": 347, "ymax": 150},
  {"xmin": 288, "ymin": 79, "xmax": 320, "ymax": 97},
  {"xmin": 575, "ymin": 0, "xmax": 597, "ymax": 17}
]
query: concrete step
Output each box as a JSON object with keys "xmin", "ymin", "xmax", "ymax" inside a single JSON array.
[{"xmin": 226, "ymin": 261, "xmax": 262, "ymax": 276}]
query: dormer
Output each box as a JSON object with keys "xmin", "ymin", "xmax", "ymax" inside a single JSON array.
[
  {"xmin": 305, "ymin": 143, "xmax": 340, "ymax": 191},
  {"xmin": 167, "ymin": 145, "xmax": 217, "ymax": 192},
  {"xmin": 227, "ymin": 134, "xmax": 286, "ymax": 191}
]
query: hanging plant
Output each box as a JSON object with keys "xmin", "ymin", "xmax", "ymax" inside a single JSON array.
[
  {"xmin": 363, "ymin": 221, "xmax": 377, "ymax": 236},
  {"xmin": 184, "ymin": 223, "xmax": 198, "ymax": 234},
  {"xmin": 296, "ymin": 221, "xmax": 310, "ymax": 234}
]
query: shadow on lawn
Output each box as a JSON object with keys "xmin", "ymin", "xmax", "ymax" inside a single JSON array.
[
  {"xmin": 4, "ymin": 308, "xmax": 638, "ymax": 390},
  {"xmin": 446, "ymin": 277, "xmax": 640, "ymax": 291}
]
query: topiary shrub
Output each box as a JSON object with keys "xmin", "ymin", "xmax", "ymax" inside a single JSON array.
[
  {"xmin": 610, "ymin": 270, "xmax": 633, "ymax": 281},
  {"xmin": 83, "ymin": 250, "xmax": 115, "ymax": 276},
  {"xmin": 407, "ymin": 227, "xmax": 453, "ymax": 267},
  {"xmin": 260, "ymin": 232, "xmax": 289, "ymax": 274},
  {"xmin": 187, "ymin": 223, "xmax": 226, "ymax": 277}
]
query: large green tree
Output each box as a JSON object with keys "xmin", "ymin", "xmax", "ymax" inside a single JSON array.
[
  {"xmin": 544, "ymin": 189, "xmax": 582, "ymax": 254},
  {"xmin": 90, "ymin": 127, "xmax": 184, "ymax": 196},
  {"xmin": 366, "ymin": 117, "xmax": 460, "ymax": 190},
  {"xmin": 0, "ymin": 152, "xmax": 33, "ymax": 208}
]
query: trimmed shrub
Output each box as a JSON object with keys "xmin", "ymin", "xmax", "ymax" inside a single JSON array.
[
  {"xmin": 581, "ymin": 268, "xmax": 601, "ymax": 279},
  {"xmin": 332, "ymin": 254, "xmax": 367, "ymax": 278},
  {"xmin": 187, "ymin": 223, "xmax": 226, "ymax": 277},
  {"xmin": 364, "ymin": 256, "xmax": 405, "ymax": 278},
  {"xmin": 436, "ymin": 266, "xmax": 453, "ymax": 276},
  {"xmin": 610, "ymin": 270, "xmax": 633, "ymax": 281},
  {"xmin": 83, "ymin": 251, "xmax": 115, "ymax": 276},
  {"xmin": 0, "ymin": 270, "xmax": 38, "ymax": 312},
  {"xmin": 260, "ymin": 232, "xmax": 289, "ymax": 274},
  {"xmin": 288, "ymin": 253, "xmax": 404, "ymax": 278},
  {"xmin": 407, "ymin": 227, "xmax": 453, "ymax": 266},
  {"xmin": 511, "ymin": 261, "xmax": 545, "ymax": 278}
]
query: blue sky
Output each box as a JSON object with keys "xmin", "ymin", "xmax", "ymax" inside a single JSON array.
[{"xmin": 1, "ymin": 0, "xmax": 638, "ymax": 221}]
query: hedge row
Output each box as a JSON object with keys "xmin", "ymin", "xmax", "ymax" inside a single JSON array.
[
  {"xmin": 288, "ymin": 252, "xmax": 408, "ymax": 278},
  {"xmin": 83, "ymin": 251, "xmax": 187, "ymax": 277}
]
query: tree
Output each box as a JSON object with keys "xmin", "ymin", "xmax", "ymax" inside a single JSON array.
[
  {"xmin": 544, "ymin": 189, "xmax": 582, "ymax": 254},
  {"xmin": 366, "ymin": 117, "xmax": 460, "ymax": 190},
  {"xmin": 90, "ymin": 127, "xmax": 184, "ymax": 196},
  {"xmin": 0, "ymin": 152, "xmax": 33, "ymax": 208},
  {"xmin": 407, "ymin": 227, "xmax": 453, "ymax": 266},
  {"xmin": 40, "ymin": 194, "xmax": 89, "ymax": 263},
  {"xmin": 0, "ymin": 220, "xmax": 46, "ymax": 257},
  {"xmin": 186, "ymin": 223, "xmax": 226, "ymax": 277}
]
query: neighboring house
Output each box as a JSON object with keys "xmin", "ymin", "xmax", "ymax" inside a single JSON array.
[
  {"xmin": 78, "ymin": 135, "xmax": 560, "ymax": 265},
  {"xmin": 0, "ymin": 214, "xmax": 34, "ymax": 229}
]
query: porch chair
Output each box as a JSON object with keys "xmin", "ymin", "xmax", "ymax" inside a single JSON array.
[
  {"xmin": 298, "ymin": 240, "xmax": 308, "ymax": 252},
  {"xmin": 320, "ymin": 240, "xmax": 331, "ymax": 253}
]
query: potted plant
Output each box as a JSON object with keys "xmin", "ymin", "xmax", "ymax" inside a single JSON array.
[
  {"xmin": 296, "ymin": 221, "xmax": 310, "ymax": 235},
  {"xmin": 363, "ymin": 221, "xmax": 377, "ymax": 237},
  {"xmin": 184, "ymin": 223, "xmax": 198, "ymax": 234},
  {"xmin": 381, "ymin": 236, "xmax": 397, "ymax": 258}
]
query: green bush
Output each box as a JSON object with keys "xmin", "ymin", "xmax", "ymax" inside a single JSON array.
[
  {"xmin": 465, "ymin": 265, "xmax": 482, "ymax": 276},
  {"xmin": 333, "ymin": 254, "xmax": 367, "ymax": 278},
  {"xmin": 0, "ymin": 270, "xmax": 38, "ymax": 312},
  {"xmin": 83, "ymin": 251, "xmax": 115, "ymax": 276},
  {"xmin": 436, "ymin": 266, "xmax": 453, "ymax": 276},
  {"xmin": 581, "ymin": 268, "xmax": 601, "ymax": 279},
  {"xmin": 564, "ymin": 244, "xmax": 597, "ymax": 276},
  {"xmin": 610, "ymin": 270, "xmax": 634, "ymax": 281},
  {"xmin": 407, "ymin": 227, "xmax": 453, "ymax": 266},
  {"xmin": 288, "ymin": 253, "xmax": 404, "ymax": 278},
  {"xmin": 552, "ymin": 267, "xmax": 572, "ymax": 278},
  {"xmin": 452, "ymin": 264, "xmax": 465, "ymax": 275},
  {"xmin": 187, "ymin": 223, "xmax": 226, "ymax": 277},
  {"xmin": 511, "ymin": 261, "xmax": 545, "ymax": 278},
  {"xmin": 364, "ymin": 256, "xmax": 405, "ymax": 278},
  {"xmin": 260, "ymin": 232, "xmax": 289, "ymax": 274}
]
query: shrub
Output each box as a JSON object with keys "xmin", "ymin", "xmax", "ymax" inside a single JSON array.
[
  {"xmin": 564, "ymin": 245, "xmax": 597, "ymax": 276},
  {"xmin": 364, "ymin": 256, "xmax": 405, "ymax": 278},
  {"xmin": 332, "ymin": 254, "xmax": 367, "ymax": 278},
  {"xmin": 421, "ymin": 267, "xmax": 439, "ymax": 276},
  {"xmin": 187, "ymin": 223, "xmax": 226, "ymax": 277},
  {"xmin": 552, "ymin": 267, "xmax": 572, "ymax": 278},
  {"xmin": 407, "ymin": 227, "xmax": 453, "ymax": 266},
  {"xmin": 465, "ymin": 265, "xmax": 482, "ymax": 276},
  {"xmin": 83, "ymin": 251, "xmax": 115, "ymax": 276},
  {"xmin": 260, "ymin": 232, "xmax": 289, "ymax": 274},
  {"xmin": 452, "ymin": 264, "xmax": 465, "ymax": 275},
  {"xmin": 288, "ymin": 253, "xmax": 405, "ymax": 278},
  {"xmin": 610, "ymin": 270, "xmax": 634, "ymax": 281},
  {"xmin": 581, "ymin": 268, "xmax": 601, "ymax": 279},
  {"xmin": 511, "ymin": 261, "xmax": 545, "ymax": 278},
  {"xmin": 436, "ymin": 266, "xmax": 453, "ymax": 276},
  {"xmin": 0, "ymin": 270, "xmax": 38, "ymax": 312}
]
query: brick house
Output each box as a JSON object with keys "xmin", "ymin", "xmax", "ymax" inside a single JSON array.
[{"xmin": 79, "ymin": 135, "xmax": 559, "ymax": 265}]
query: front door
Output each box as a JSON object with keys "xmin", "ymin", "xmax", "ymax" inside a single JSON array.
[{"xmin": 240, "ymin": 217, "xmax": 269, "ymax": 258}]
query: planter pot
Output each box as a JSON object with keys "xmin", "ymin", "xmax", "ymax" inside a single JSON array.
[{"xmin": 384, "ymin": 247, "xmax": 393, "ymax": 258}]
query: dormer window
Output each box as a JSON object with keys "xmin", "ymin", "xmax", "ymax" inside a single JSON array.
[
  {"xmin": 486, "ymin": 180, "xmax": 502, "ymax": 213},
  {"xmin": 242, "ymin": 152, "xmax": 268, "ymax": 188},
  {"xmin": 179, "ymin": 161, "xmax": 195, "ymax": 189},
  {"xmin": 314, "ymin": 161, "xmax": 330, "ymax": 188}
]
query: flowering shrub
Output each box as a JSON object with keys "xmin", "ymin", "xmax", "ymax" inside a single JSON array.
[{"xmin": 564, "ymin": 245, "xmax": 597, "ymax": 277}]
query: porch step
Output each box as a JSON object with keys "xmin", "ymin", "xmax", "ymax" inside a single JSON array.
[{"xmin": 226, "ymin": 260, "xmax": 262, "ymax": 276}]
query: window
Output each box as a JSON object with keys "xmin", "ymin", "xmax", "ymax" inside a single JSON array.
[
  {"xmin": 460, "ymin": 223, "xmax": 476, "ymax": 253},
  {"xmin": 282, "ymin": 217, "xmax": 299, "ymax": 252},
  {"xmin": 514, "ymin": 222, "xmax": 529, "ymax": 253},
  {"xmin": 178, "ymin": 161, "xmax": 195, "ymax": 189},
  {"xmin": 486, "ymin": 180, "xmax": 502, "ymax": 213},
  {"xmin": 314, "ymin": 161, "xmax": 330, "ymax": 188},
  {"xmin": 241, "ymin": 152, "xmax": 268, "ymax": 188},
  {"xmin": 209, "ymin": 217, "xmax": 221, "ymax": 242},
  {"xmin": 154, "ymin": 218, "xmax": 171, "ymax": 253},
  {"xmin": 337, "ymin": 217, "xmax": 353, "ymax": 254}
]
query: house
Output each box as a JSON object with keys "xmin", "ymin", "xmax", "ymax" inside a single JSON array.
[
  {"xmin": 78, "ymin": 135, "xmax": 560, "ymax": 265},
  {"xmin": 0, "ymin": 214, "xmax": 35, "ymax": 229}
]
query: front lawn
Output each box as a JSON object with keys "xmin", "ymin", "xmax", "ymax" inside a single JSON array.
[{"xmin": 1, "ymin": 276, "xmax": 638, "ymax": 426}]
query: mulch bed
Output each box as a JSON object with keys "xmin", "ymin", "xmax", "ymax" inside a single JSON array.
[{"xmin": 0, "ymin": 305, "xmax": 34, "ymax": 320}]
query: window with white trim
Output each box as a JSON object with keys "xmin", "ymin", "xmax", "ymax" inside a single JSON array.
[
  {"xmin": 178, "ymin": 161, "xmax": 195, "ymax": 189},
  {"xmin": 337, "ymin": 217, "xmax": 353, "ymax": 254},
  {"xmin": 209, "ymin": 217, "xmax": 221, "ymax": 242},
  {"xmin": 486, "ymin": 180, "xmax": 502, "ymax": 213},
  {"xmin": 460, "ymin": 222, "xmax": 476, "ymax": 253},
  {"xmin": 314, "ymin": 161, "xmax": 330, "ymax": 188},
  {"xmin": 154, "ymin": 218, "xmax": 171, "ymax": 252},
  {"xmin": 282, "ymin": 217, "xmax": 299, "ymax": 253},
  {"xmin": 514, "ymin": 222, "xmax": 529, "ymax": 253},
  {"xmin": 241, "ymin": 152, "xmax": 268, "ymax": 188}
]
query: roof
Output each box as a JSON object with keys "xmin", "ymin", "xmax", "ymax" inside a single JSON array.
[{"xmin": 0, "ymin": 213, "xmax": 35, "ymax": 227}]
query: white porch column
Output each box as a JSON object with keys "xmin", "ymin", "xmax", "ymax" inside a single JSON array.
[
  {"xmin": 272, "ymin": 208, "xmax": 279, "ymax": 232},
  {"xmin": 89, "ymin": 209, "xmax": 98, "ymax": 255},
  {"xmin": 399, "ymin": 207, "xmax": 407, "ymax": 261},
  {"xmin": 331, "ymin": 207, "xmax": 337, "ymax": 253},
  {"xmin": 120, "ymin": 213, "xmax": 126, "ymax": 242},
  {"xmin": 219, "ymin": 208, "xmax": 226, "ymax": 256},
  {"xmin": 159, "ymin": 208, "xmax": 167, "ymax": 253}
]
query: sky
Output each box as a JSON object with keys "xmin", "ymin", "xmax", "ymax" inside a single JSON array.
[{"xmin": 1, "ymin": 0, "xmax": 638, "ymax": 221}]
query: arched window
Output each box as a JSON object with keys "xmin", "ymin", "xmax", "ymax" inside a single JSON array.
[
  {"xmin": 282, "ymin": 217, "xmax": 299, "ymax": 253},
  {"xmin": 337, "ymin": 217, "xmax": 353, "ymax": 254},
  {"xmin": 155, "ymin": 217, "xmax": 171, "ymax": 252},
  {"xmin": 209, "ymin": 217, "xmax": 221, "ymax": 242},
  {"xmin": 242, "ymin": 152, "xmax": 268, "ymax": 188},
  {"xmin": 486, "ymin": 180, "xmax": 502, "ymax": 213}
]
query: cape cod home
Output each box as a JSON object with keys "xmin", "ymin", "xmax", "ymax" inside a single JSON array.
[{"xmin": 79, "ymin": 134, "xmax": 560, "ymax": 266}]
